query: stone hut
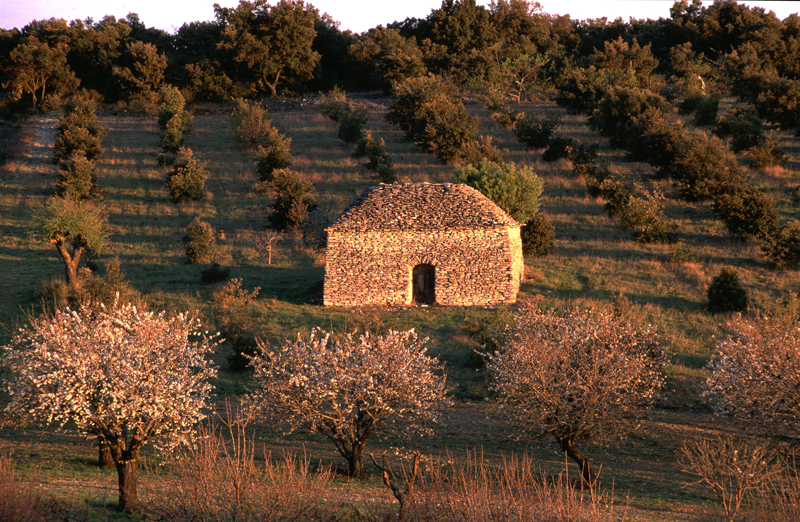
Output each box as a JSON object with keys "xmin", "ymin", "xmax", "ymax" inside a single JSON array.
[{"xmin": 324, "ymin": 182, "xmax": 524, "ymax": 307}]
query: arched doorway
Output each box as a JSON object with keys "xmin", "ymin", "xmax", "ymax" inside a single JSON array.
[{"xmin": 412, "ymin": 264, "xmax": 435, "ymax": 304}]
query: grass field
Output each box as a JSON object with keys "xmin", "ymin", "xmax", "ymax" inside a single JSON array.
[{"xmin": 0, "ymin": 91, "xmax": 798, "ymax": 520}]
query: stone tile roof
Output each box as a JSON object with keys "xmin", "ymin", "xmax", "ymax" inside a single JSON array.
[{"xmin": 327, "ymin": 182, "xmax": 521, "ymax": 232}]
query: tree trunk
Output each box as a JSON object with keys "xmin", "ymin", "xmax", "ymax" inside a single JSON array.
[
  {"xmin": 116, "ymin": 458, "xmax": 141, "ymax": 513},
  {"xmin": 558, "ymin": 436, "xmax": 597, "ymax": 489},
  {"xmin": 348, "ymin": 443, "xmax": 364, "ymax": 478},
  {"xmin": 53, "ymin": 238, "xmax": 83, "ymax": 290},
  {"xmin": 98, "ymin": 436, "xmax": 114, "ymax": 468}
]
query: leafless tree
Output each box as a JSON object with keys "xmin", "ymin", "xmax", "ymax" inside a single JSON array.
[
  {"xmin": 254, "ymin": 229, "xmax": 282, "ymax": 265},
  {"xmin": 486, "ymin": 304, "xmax": 668, "ymax": 488}
]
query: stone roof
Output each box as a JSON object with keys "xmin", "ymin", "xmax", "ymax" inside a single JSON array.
[{"xmin": 327, "ymin": 182, "xmax": 521, "ymax": 232}]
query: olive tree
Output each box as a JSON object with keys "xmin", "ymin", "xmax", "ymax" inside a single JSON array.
[
  {"xmin": 33, "ymin": 198, "xmax": 108, "ymax": 290},
  {"xmin": 706, "ymin": 316, "xmax": 800, "ymax": 439},
  {"xmin": 2, "ymin": 303, "xmax": 219, "ymax": 513},
  {"xmin": 246, "ymin": 328, "xmax": 451, "ymax": 477},
  {"xmin": 486, "ymin": 305, "xmax": 668, "ymax": 487}
]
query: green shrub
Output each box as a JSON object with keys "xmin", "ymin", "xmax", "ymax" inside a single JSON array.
[
  {"xmin": 542, "ymin": 137, "xmax": 577, "ymax": 162},
  {"xmin": 745, "ymin": 133, "xmax": 786, "ymax": 170},
  {"xmin": 667, "ymin": 242, "xmax": 695, "ymax": 264},
  {"xmin": 453, "ymin": 159, "xmax": 543, "ymax": 223},
  {"xmin": 319, "ymin": 86, "xmax": 350, "ymax": 121},
  {"xmin": 763, "ymin": 220, "xmax": 800, "ymax": 270},
  {"xmin": 337, "ymin": 104, "xmax": 369, "ymax": 143},
  {"xmin": 513, "ymin": 113, "xmax": 559, "ymax": 149},
  {"xmin": 57, "ymin": 151, "xmax": 98, "ymax": 200},
  {"xmin": 385, "ymin": 74, "xmax": 478, "ymax": 163},
  {"xmin": 555, "ymin": 66, "xmax": 639, "ymax": 114},
  {"xmin": 625, "ymin": 109, "xmax": 687, "ymax": 170},
  {"xmin": 600, "ymin": 179, "xmax": 635, "ymax": 218},
  {"xmin": 459, "ymin": 136, "xmax": 506, "ymax": 168},
  {"xmin": 167, "ymin": 147, "xmax": 207, "ymax": 203},
  {"xmin": 201, "ymin": 262, "xmax": 231, "ymax": 284},
  {"xmin": 521, "ymin": 214, "xmax": 555, "ymax": 256},
  {"xmin": 210, "ymin": 278, "xmax": 261, "ymax": 372},
  {"xmin": 714, "ymin": 106, "xmax": 764, "ymax": 152},
  {"xmin": 161, "ymin": 114, "xmax": 186, "ymax": 154},
  {"xmin": 158, "ymin": 87, "xmax": 191, "ymax": 130},
  {"xmin": 671, "ymin": 131, "xmax": 743, "ymax": 201},
  {"xmin": 589, "ymin": 87, "xmax": 668, "ymax": 148},
  {"xmin": 183, "ymin": 217, "xmax": 215, "ymax": 264},
  {"xmin": 353, "ymin": 131, "xmax": 396, "ymax": 183},
  {"xmin": 254, "ymin": 129, "xmax": 292, "ymax": 182},
  {"xmin": 568, "ymin": 143, "xmax": 598, "ymax": 176},
  {"xmin": 231, "ymin": 99, "xmax": 273, "ymax": 148},
  {"xmin": 713, "ymin": 186, "xmax": 779, "ymax": 241},
  {"xmin": 54, "ymin": 100, "xmax": 106, "ymax": 163},
  {"xmin": 584, "ymin": 163, "xmax": 612, "ymax": 197},
  {"xmin": 619, "ymin": 191, "xmax": 676, "ymax": 244},
  {"xmin": 678, "ymin": 94, "xmax": 720, "ymax": 126},
  {"xmin": 80, "ymin": 258, "xmax": 140, "ymax": 309},
  {"xmin": 707, "ymin": 268, "xmax": 748, "ymax": 313},
  {"xmin": 260, "ymin": 169, "xmax": 317, "ymax": 231}
]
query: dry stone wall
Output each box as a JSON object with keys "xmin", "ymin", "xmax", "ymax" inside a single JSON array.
[{"xmin": 324, "ymin": 226, "xmax": 523, "ymax": 307}]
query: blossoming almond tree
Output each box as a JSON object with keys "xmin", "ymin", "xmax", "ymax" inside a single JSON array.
[
  {"xmin": 246, "ymin": 328, "xmax": 451, "ymax": 477},
  {"xmin": 705, "ymin": 315, "xmax": 800, "ymax": 439},
  {"xmin": 2, "ymin": 303, "xmax": 219, "ymax": 513},
  {"xmin": 486, "ymin": 305, "xmax": 668, "ymax": 488}
]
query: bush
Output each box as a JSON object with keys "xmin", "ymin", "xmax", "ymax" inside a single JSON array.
[
  {"xmin": 713, "ymin": 186, "xmax": 779, "ymax": 241},
  {"xmin": 568, "ymin": 143, "xmax": 598, "ymax": 176},
  {"xmin": 459, "ymin": 135, "xmax": 506, "ymax": 168},
  {"xmin": 589, "ymin": 87, "xmax": 668, "ymax": 148},
  {"xmin": 254, "ymin": 128, "xmax": 292, "ymax": 182},
  {"xmin": 714, "ymin": 106, "xmax": 764, "ymax": 152},
  {"xmin": 337, "ymin": 104, "xmax": 369, "ymax": 143},
  {"xmin": 167, "ymin": 147, "xmax": 207, "ymax": 202},
  {"xmin": 745, "ymin": 133, "xmax": 786, "ymax": 170},
  {"xmin": 56, "ymin": 151, "xmax": 98, "ymax": 200},
  {"xmin": 385, "ymin": 74, "xmax": 478, "ymax": 163},
  {"xmin": 555, "ymin": 66, "xmax": 639, "ymax": 114},
  {"xmin": 625, "ymin": 109, "xmax": 687, "ymax": 170},
  {"xmin": 260, "ymin": 169, "xmax": 318, "ymax": 231},
  {"xmin": 157, "ymin": 86, "xmax": 191, "ymax": 130},
  {"xmin": 678, "ymin": 94, "xmax": 720, "ymax": 126},
  {"xmin": 183, "ymin": 217, "xmax": 215, "ymax": 264},
  {"xmin": 620, "ymin": 191, "xmax": 677, "ymax": 244},
  {"xmin": 200, "ymin": 262, "xmax": 231, "ymax": 284},
  {"xmin": 707, "ymin": 268, "xmax": 748, "ymax": 313},
  {"xmin": 319, "ymin": 86, "xmax": 350, "ymax": 121},
  {"xmin": 512, "ymin": 113, "xmax": 559, "ymax": 149},
  {"xmin": 231, "ymin": 99, "xmax": 273, "ymax": 148},
  {"xmin": 521, "ymin": 214, "xmax": 555, "ymax": 256},
  {"xmin": 354, "ymin": 131, "xmax": 397, "ymax": 183},
  {"xmin": 80, "ymin": 258, "xmax": 140, "ymax": 309},
  {"xmin": 763, "ymin": 220, "xmax": 800, "ymax": 270},
  {"xmin": 671, "ymin": 130, "xmax": 743, "ymax": 201},
  {"xmin": 211, "ymin": 278, "xmax": 261, "ymax": 371},
  {"xmin": 161, "ymin": 114, "xmax": 186, "ymax": 153},
  {"xmin": 667, "ymin": 242, "xmax": 695, "ymax": 264},
  {"xmin": 584, "ymin": 163, "xmax": 612, "ymax": 197},
  {"xmin": 453, "ymin": 159, "xmax": 543, "ymax": 223},
  {"xmin": 54, "ymin": 100, "xmax": 105, "ymax": 163},
  {"xmin": 542, "ymin": 137, "xmax": 577, "ymax": 162},
  {"xmin": 600, "ymin": 179, "xmax": 635, "ymax": 218}
]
